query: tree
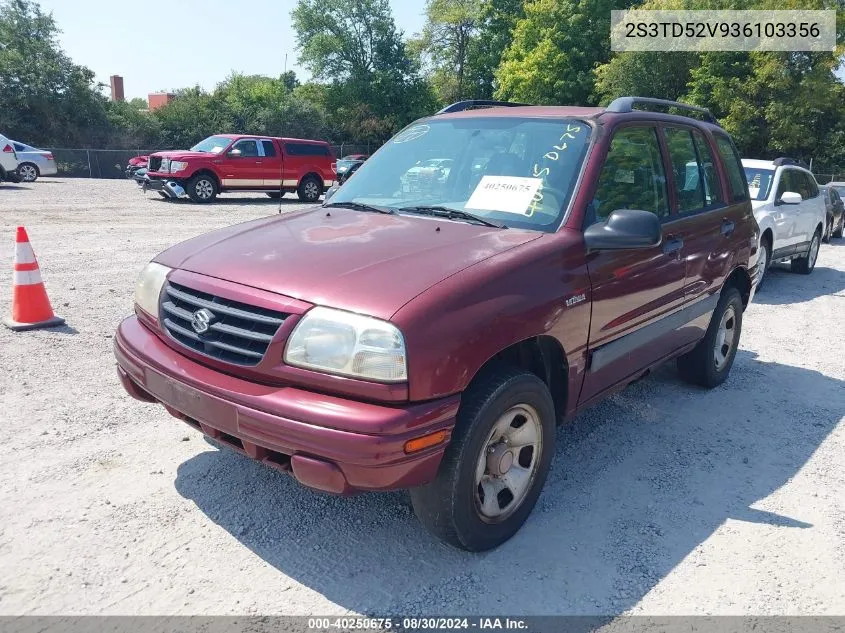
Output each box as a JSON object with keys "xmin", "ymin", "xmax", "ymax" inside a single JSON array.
[
  {"xmin": 413, "ymin": 0, "xmax": 483, "ymax": 103},
  {"xmin": 495, "ymin": 0, "xmax": 638, "ymax": 105},
  {"xmin": 291, "ymin": 0, "xmax": 436, "ymax": 137},
  {"xmin": 463, "ymin": 0, "xmax": 524, "ymax": 99},
  {"xmin": 0, "ymin": 0, "xmax": 110, "ymax": 146}
]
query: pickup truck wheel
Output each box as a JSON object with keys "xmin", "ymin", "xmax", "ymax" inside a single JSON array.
[
  {"xmin": 297, "ymin": 176, "xmax": 322, "ymax": 202},
  {"xmin": 187, "ymin": 174, "xmax": 217, "ymax": 203},
  {"xmin": 410, "ymin": 364, "xmax": 555, "ymax": 551},
  {"xmin": 677, "ymin": 286, "xmax": 743, "ymax": 388},
  {"xmin": 790, "ymin": 229, "xmax": 820, "ymax": 274}
]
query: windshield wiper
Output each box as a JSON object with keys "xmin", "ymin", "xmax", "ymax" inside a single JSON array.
[
  {"xmin": 322, "ymin": 201, "xmax": 396, "ymax": 214},
  {"xmin": 398, "ymin": 205, "xmax": 507, "ymax": 228}
]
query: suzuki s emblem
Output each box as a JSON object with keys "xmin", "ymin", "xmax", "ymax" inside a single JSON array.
[{"xmin": 191, "ymin": 308, "xmax": 214, "ymax": 334}]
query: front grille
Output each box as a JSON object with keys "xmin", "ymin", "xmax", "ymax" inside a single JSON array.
[
  {"xmin": 160, "ymin": 281, "xmax": 288, "ymax": 366},
  {"xmin": 148, "ymin": 156, "xmax": 162, "ymax": 172}
]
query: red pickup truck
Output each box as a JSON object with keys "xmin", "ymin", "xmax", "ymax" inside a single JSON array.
[{"xmin": 144, "ymin": 134, "xmax": 336, "ymax": 203}]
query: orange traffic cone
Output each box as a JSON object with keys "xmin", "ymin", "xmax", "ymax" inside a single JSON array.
[{"xmin": 4, "ymin": 226, "xmax": 65, "ymax": 331}]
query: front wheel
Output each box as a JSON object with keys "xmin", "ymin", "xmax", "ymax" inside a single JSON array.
[
  {"xmin": 822, "ymin": 219, "xmax": 832, "ymax": 243},
  {"xmin": 833, "ymin": 215, "xmax": 844, "ymax": 239},
  {"xmin": 677, "ymin": 287, "xmax": 744, "ymax": 388},
  {"xmin": 410, "ymin": 364, "xmax": 555, "ymax": 551},
  {"xmin": 791, "ymin": 230, "xmax": 820, "ymax": 274},
  {"xmin": 186, "ymin": 174, "xmax": 218, "ymax": 203},
  {"xmin": 297, "ymin": 175, "xmax": 322, "ymax": 202}
]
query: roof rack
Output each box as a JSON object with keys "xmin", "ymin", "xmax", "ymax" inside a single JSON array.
[
  {"xmin": 436, "ymin": 100, "xmax": 530, "ymax": 114},
  {"xmin": 605, "ymin": 97, "xmax": 717, "ymax": 124},
  {"xmin": 772, "ymin": 157, "xmax": 809, "ymax": 169}
]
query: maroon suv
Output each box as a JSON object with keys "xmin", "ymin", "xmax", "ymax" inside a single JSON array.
[{"xmin": 115, "ymin": 97, "xmax": 760, "ymax": 551}]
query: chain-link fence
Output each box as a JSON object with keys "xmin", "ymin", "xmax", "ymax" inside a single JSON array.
[
  {"xmin": 48, "ymin": 148, "xmax": 158, "ymax": 179},
  {"xmin": 815, "ymin": 173, "xmax": 845, "ymax": 184},
  {"xmin": 47, "ymin": 142, "xmax": 387, "ymax": 179}
]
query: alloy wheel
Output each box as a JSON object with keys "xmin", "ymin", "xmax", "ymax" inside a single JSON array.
[
  {"xmin": 808, "ymin": 234, "xmax": 820, "ymax": 269},
  {"xmin": 474, "ymin": 404, "xmax": 543, "ymax": 523},
  {"xmin": 19, "ymin": 165, "xmax": 37, "ymax": 182},
  {"xmin": 714, "ymin": 304, "xmax": 737, "ymax": 371},
  {"xmin": 196, "ymin": 179, "xmax": 214, "ymax": 200}
]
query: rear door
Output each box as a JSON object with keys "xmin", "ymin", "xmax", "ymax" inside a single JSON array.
[
  {"xmin": 797, "ymin": 170, "xmax": 824, "ymax": 243},
  {"xmin": 580, "ymin": 125, "xmax": 686, "ymax": 404},
  {"xmin": 220, "ymin": 138, "xmax": 262, "ymax": 188},
  {"xmin": 257, "ymin": 139, "xmax": 284, "ymax": 188},
  {"xmin": 658, "ymin": 126, "xmax": 729, "ymax": 347}
]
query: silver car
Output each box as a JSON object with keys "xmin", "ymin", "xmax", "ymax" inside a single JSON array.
[{"xmin": 11, "ymin": 140, "xmax": 57, "ymax": 181}]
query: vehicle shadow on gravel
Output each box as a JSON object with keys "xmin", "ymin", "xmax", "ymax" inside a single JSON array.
[
  {"xmin": 174, "ymin": 349, "xmax": 843, "ymax": 615},
  {"xmin": 754, "ymin": 264, "xmax": 845, "ymax": 305}
]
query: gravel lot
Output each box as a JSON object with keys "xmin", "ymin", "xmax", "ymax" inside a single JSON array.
[{"xmin": 1, "ymin": 178, "xmax": 844, "ymax": 616}]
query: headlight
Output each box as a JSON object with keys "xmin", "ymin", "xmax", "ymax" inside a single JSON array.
[
  {"xmin": 284, "ymin": 307, "xmax": 407, "ymax": 382},
  {"xmin": 134, "ymin": 262, "xmax": 171, "ymax": 318},
  {"xmin": 170, "ymin": 161, "xmax": 188, "ymax": 173},
  {"xmin": 160, "ymin": 158, "xmax": 171, "ymax": 172}
]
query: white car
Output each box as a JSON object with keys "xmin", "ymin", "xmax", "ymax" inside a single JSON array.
[
  {"xmin": 742, "ymin": 158, "xmax": 827, "ymax": 286},
  {"xmin": 10, "ymin": 140, "xmax": 58, "ymax": 181},
  {"xmin": 0, "ymin": 133, "xmax": 21, "ymax": 183}
]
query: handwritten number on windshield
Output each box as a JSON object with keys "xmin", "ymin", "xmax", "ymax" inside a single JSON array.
[{"xmin": 527, "ymin": 124, "xmax": 582, "ymax": 217}]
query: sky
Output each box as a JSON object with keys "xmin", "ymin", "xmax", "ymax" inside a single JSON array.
[{"xmin": 35, "ymin": 0, "xmax": 429, "ymax": 101}]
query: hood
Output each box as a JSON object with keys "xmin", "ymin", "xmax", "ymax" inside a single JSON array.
[
  {"xmin": 151, "ymin": 150, "xmax": 213, "ymax": 160},
  {"xmin": 155, "ymin": 208, "xmax": 541, "ymax": 320}
]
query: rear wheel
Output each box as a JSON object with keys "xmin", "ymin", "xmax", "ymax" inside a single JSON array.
[
  {"xmin": 790, "ymin": 229, "xmax": 821, "ymax": 274},
  {"xmin": 297, "ymin": 175, "xmax": 322, "ymax": 202},
  {"xmin": 186, "ymin": 174, "xmax": 218, "ymax": 203},
  {"xmin": 677, "ymin": 287, "xmax": 743, "ymax": 388},
  {"xmin": 18, "ymin": 163, "xmax": 39, "ymax": 182},
  {"xmin": 823, "ymin": 219, "xmax": 832, "ymax": 243},
  {"xmin": 833, "ymin": 214, "xmax": 844, "ymax": 239},
  {"xmin": 410, "ymin": 364, "xmax": 555, "ymax": 551}
]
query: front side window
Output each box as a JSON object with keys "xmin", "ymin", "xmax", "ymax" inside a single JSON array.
[
  {"xmin": 744, "ymin": 167, "xmax": 775, "ymax": 201},
  {"xmin": 330, "ymin": 117, "xmax": 593, "ymax": 232},
  {"xmin": 777, "ymin": 169, "xmax": 801, "ymax": 201},
  {"xmin": 589, "ymin": 126, "xmax": 669, "ymax": 225},
  {"xmin": 713, "ymin": 134, "xmax": 749, "ymax": 202},
  {"xmin": 231, "ymin": 139, "xmax": 259, "ymax": 157},
  {"xmin": 190, "ymin": 135, "xmax": 231, "ymax": 154}
]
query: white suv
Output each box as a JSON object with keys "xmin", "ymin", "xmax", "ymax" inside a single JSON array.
[
  {"xmin": 0, "ymin": 133, "xmax": 21, "ymax": 183},
  {"xmin": 742, "ymin": 158, "xmax": 826, "ymax": 287}
]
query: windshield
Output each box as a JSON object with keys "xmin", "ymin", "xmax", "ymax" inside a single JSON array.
[
  {"xmin": 329, "ymin": 117, "xmax": 592, "ymax": 232},
  {"xmin": 190, "ymin": 135, "xmax": 231, "ymax": 154},
  {"xmin": 744, "ymin": 167, "xmax": 774, "ymax": 201}
]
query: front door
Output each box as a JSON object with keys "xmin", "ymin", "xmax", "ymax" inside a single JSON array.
[
  {"xmin": 580, "ymin": 125, "xmax": 686, "ymax": 405},
  {"xmin": 220, "ymin": 138, "xmax": 263, "ymax": 189},
  {"xmin": 772, "ymin": 168, "xmax": 803, "ymax": 251}
]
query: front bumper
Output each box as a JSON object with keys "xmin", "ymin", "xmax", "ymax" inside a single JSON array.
[
  {"xmin": 141, "ymin": 176, "xmax": 185, "ymax": 199},
  {"xmin": 114, "ymin": 316, "xmax": 458, "ymax": 494}
]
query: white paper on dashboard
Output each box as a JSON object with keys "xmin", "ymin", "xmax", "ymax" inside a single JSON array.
[{"xmin": 466, "ymin": 176, "xmax": 543, "ymax": 216}]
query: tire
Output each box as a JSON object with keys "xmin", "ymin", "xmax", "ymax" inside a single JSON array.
[
  {"xmin": 756, "ymin": 239, "xmax": 771, "ymax": 291},
  {"xmin": 833, "ymin": 214, "xmax": 844, "ymax": 239},
  {"xmin": 297, "ymin": 175, "xmax": 322, "ymax": 202},
  {"xmin": 410, "ymin": 364, "xmax": 555, "ymax": 551},
  {"xmin": 18, "ymin": 163, "xmax": 39, "ymax": 182},
  {"xmin": 822, "ymin": 219, "xmax": 832, "ymax": 243},
  {"xmin": 186, "ymin": 174, "xmax": 218, "ymax": 203},
  {"xmin": 790, "ymin": 229, "xmax": 821, "ymax": 275},
  {"xmin": 677, "ymin": 286, "xmax": 744, "ymax": 389}
]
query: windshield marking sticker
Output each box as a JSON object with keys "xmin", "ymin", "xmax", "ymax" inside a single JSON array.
[
  {"xmin": 393, "ymin": 125, "xmax": 430, "ymax": 144},
  {"xmin": 466, "ymin": 176, "xmax": 543, "ymax": 215}
]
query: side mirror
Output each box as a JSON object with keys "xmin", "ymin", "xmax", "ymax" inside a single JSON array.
[
  {"xmin": 779, "ymin": 191, "xmax": 802, "ymax": 205},
  {"xmin": 227, "ymin": 148, "xmax": 242, "ymax": 158},
  {"xmin": 584, "ymin": 209, "xmax": 662, "ymax": 251}
]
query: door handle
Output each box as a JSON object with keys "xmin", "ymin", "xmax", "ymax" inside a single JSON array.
[
  {"xmin": 721, "ymin": 219, "xmax": 735, "ymax": 236},
  {"xmin": 662, "ymin": 236, "xmax": 684, "ymax": 255}
]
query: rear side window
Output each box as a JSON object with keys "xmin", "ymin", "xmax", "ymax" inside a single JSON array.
[
  {"xmin": 713, "ymin": 134, "xmax": 749, "ymax": 202},
  {"xmin": 692, "ymin": 131, "xmax": 723, "ymax": 206},
  {"xmin": 286, "ymin": 143, "xmax": 329, "ymax": 157},
  {"xmin": 261, "ymin": 140, "xmax": 276, "ymax": 157},
  {"xmin": 664, "ymin": 127, "xmax": 706, "ymax": 213},
  {"xmin": 590, "ymin": 126, "xmax": 669, "ymax": 224},
  {"xmin": 13, "ymin": 143, "xmax": 25, "ymax": 152}
]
